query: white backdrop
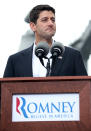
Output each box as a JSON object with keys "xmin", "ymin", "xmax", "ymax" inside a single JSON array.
[{"xmin": 0, "ymin": 0, "xmax": 91, "ymax": 77}]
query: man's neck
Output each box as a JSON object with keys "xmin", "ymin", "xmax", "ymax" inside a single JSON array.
[{"xmin": 35, "ymin": 38, "xmax": 53, "ymax": 47}]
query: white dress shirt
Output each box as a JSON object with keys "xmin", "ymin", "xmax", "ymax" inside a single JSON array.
[{"xmin": 32, "ymin": 42, "xmax": 52, "ymax": 77}]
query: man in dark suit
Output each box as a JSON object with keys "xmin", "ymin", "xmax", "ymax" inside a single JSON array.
[{"xmin": 3, "ymin": 5, "xmax": 87, "ymax": 77}]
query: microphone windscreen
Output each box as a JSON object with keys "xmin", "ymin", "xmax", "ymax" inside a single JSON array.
[
  {"xmin": 35, "ymin": 41, "xmax": 50, "ymax": 58},
  {"xmin": 50, "ymin": 42, "xmax": 65, "ymax": 56}
]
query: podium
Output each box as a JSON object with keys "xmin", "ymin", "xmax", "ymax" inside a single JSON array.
[{"xmin": 0, "ymin": 76, "xmax": 91, "ymax": 131}]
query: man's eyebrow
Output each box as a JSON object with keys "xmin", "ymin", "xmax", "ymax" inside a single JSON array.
[
  {"xmin": 40, "ymin": 16, "xmax": 55, "ymax": 20},
  {"xmin": 40, "ymin": 17, "xmax": 48, "ymax": 19}
]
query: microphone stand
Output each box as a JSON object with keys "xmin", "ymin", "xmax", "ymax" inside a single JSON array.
[
  {"xmin": 39, "ymin": 56, "xmax": 51, "ymax": 77},
  {"xmin": 46, "ymin": 58, "xmax": 51, "ymax": 77}
]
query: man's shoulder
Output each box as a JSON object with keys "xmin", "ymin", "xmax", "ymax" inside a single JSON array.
[
  {"xmin": 63, "ymin": 46, "xmax": 82, "ymax": 59},
  {"xmin": 65, "ymin": 46, "xmax": 80, "ymax": 52},
  {"xmin": 10, "ymin": 44, "xmax": 33, "ymax": 58},
  {"xmin": 65, "ymin": 46, "xmax": 81, "ymax": 55}
]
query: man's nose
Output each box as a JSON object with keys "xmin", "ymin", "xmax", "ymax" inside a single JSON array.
[{"xmin": 48, "ymin": 19, "xmax": 54, "ymax": 25}]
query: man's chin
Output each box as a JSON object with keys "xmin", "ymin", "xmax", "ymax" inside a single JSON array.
[
  {"xmin": 44, "ymin": 35, "xmax": 54, "ymax": 40},
  {"xmin": 46, "ymin": 32, "xmax": 55, "ymax": 38}
]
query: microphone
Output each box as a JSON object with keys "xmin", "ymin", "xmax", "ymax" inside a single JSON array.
[
  {"xmin": 35, "ymin": 41, "xmax": 50, "ymax": 66},
  {"xmin": 35, "ymin": 41, "xmax": 50, "ymax": 58},
  {"xmin": 50, "ymin": 42, "xmax": 65, "ymax": 59}
]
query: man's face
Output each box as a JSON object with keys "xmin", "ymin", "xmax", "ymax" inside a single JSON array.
[{"xmin": 31, "ymin": 11, "xmax": 56, "ymax": 40}]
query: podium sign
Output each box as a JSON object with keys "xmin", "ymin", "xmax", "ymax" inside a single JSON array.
[{"xmin": 12, "ymin": 93, "xmax": 79, "ymax": 122}]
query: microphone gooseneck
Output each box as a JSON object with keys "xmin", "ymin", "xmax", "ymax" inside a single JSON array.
[{"xmin": 46, "ymin": 58, "xmax": 51, "ymax": 77}]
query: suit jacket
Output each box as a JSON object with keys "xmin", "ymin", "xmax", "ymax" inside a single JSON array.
[{"xmin": 3, "ymin": 44, "xmax": 87, "ymax": 77}]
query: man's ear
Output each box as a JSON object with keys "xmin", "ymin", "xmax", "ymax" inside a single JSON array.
[{"xmin": 29, "ymin": 22, "xmax": 36, "ymax": 32}]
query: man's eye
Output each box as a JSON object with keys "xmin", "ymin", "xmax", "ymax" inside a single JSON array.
[
  {"xmin": 40, "ymin": 17, "xmax": 55, "ymax": 23},
  {"xmin": 41, "ymin": 19, "xmax": 48, "ymax": 22},
  {"xmin": 51, "ymin": 18, "xmax": 55, "ymax": 22}
]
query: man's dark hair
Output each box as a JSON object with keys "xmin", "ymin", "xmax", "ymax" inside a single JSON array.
[{"xmin": 28, "ymin": 5, "xmax": 55, "ymax": 24}]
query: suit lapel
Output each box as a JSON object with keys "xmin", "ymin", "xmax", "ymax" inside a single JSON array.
[
  {"xmin": 28, "ymin": 45, "xmax": 33, "ymax": 76},
  {"xmin": 23, "ymin": 44, "xmax": 33, "ymax": 77},
  {"xmin": 51, "ymin": 54, "xmax": 65, "ymax": 76}
]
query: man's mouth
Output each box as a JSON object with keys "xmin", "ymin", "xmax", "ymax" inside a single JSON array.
[{"xmin": 46, "ymin": 28, "xmax": 54, "ymax": 32}]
